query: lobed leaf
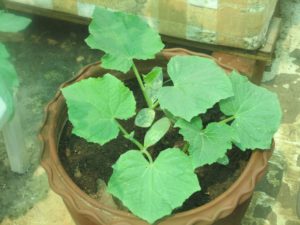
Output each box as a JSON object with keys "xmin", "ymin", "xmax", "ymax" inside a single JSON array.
[
  {"xmin": 134, "ymin": 108, "xmax": 155, "ymax": 128},
  {"xmin": 144, "ymin": 117, "xmax": 170, "ymax": 148},
  {"xmin": 219, "ymin": 71, "xmax": 282, "ymax": 150},
  {"xmin": 0, "ymin": 10, "xmax": 31, "ymax": 33},
  {"xmin": 85, "ymin": 7, "xmax": 164, "ymax": 73},
  {"xmin": 101, "ymin": 54, "xmax": 133, "ymax": 73},
  {"xmin": 62, "ymin": 74, "xmax": 136, "ymax": 145},
  {"xmin": 108, "ymin": 148, "xmax": 200, "ymax": 224},
  {"xmin": 158, "ymin": 56, "xmax": 233, "ymax": 121},
  {"xmin": 175, "ymin": 117, "xmax": 236, "ymax": 168}
]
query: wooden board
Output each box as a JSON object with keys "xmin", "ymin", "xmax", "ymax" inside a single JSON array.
[
  {"xmin": 3, "ymin": 0, "xmax": 90, "ymax": 25},
  {"xmin": 3, "ymin": 0, "xmax": 281, "ymax": 62},
  {"xmin": 163, "ymin": 17, "xmax": 281, "ymax": 63}
]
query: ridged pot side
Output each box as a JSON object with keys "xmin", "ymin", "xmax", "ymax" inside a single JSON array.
[{"xmin": 40, "ymin": 48, "xmax": 273, "ymax": 225}]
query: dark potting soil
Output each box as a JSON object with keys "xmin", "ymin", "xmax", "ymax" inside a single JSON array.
[{"xmin": 58, "ymin": 79, "xmax": 251, "ymax": 213}]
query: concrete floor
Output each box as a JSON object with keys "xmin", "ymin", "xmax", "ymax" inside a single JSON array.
[{"xmin": 0, "ymin": 0, "xmax": 299, "ymax": 224}]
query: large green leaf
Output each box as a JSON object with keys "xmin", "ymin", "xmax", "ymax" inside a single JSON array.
[
  {"xmin": 143, "ymin": 67, "xmax": 163, "ymax": 104},
  {"xmin": 108, "ymin": 148, "xmax": 200, "ymax": 223},
  {"xmin": 0, "ymin": 10, "xmax": 31, "ymax": 33},
  {"xmin": 175, "ymin": 117, "xmax": 236, "ymax": 168},
  {"xmin": 0, "ymin": 43, "xmax": 10, "ymax": 58},
  {"xmin": 62, "ymin": 74, "xmax": 136, "ymax": 145},
  {"xmin": 219, "ymin": 71, "xmax": 282, "ymax": 150},
  {"xmin": 158, "ymin": 56, "xmax": 233, "ymax": 121},
  {"xmin": 0, "ymin": 58, "xmax": 19, "ymax": 92},
  {"xmin": 144, "ymin": 117, "xmax": 170, "ymax": 148},
  {"xmin": 85, "ymin": 7, "xmax": 164, "ymax": 73}
]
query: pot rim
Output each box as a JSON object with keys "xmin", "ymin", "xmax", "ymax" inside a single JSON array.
[{"xmin": 40, "ymin": 48, "xmax": 272, "ymax": 224}]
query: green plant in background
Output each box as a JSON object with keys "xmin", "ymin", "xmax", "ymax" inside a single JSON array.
[
  {"xmin": 62, "ymin": 7, "xmax": 282, "ymax": 224},
  {"xmin": 0, "ymin": 10, "xmax": 31, "ymax": 128}
]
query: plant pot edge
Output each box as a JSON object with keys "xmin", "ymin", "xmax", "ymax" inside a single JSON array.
[{"xmin": 39, "ymin": 48, "xmax": 273, "ymax": 225}]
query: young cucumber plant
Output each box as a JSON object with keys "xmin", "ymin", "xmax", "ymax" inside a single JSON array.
[
  {"xmin": 0, "ymin": 10, "xmax": 31, "ymax": 128},
  {"xmin": 62, "ymin": 7, "xmax": 282, "ymax": 224}
]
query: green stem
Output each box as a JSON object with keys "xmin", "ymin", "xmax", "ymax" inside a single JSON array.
[
  {"xmin": 117, "ymin": 121, "xmax": 144, "ymax": 150},
  {"xmin": 132, "ymin": 63, "xmax": 153, "ymax": 108},
  {"xmin": 219, "ymin": 116, "xmax": 235, "ymax": 124},
  {"xmin": 182, "ymin": 142, "xmax": 189, "ymax": 154},
  {"xmin": 117, "ymin": 121, "xmax": 154, "ymax": 163},
  {"xmin": 151, "ymin": 101, "xmax": 160, "ymax": 110},
  {"xmin": 142, "ymin": 149, "xmax": 153, "ymax": 164}
]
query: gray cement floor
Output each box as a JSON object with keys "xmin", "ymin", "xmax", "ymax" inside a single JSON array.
[{"xmin": 0, "ymin": 0, "xmax": 299, "ymax": 224}]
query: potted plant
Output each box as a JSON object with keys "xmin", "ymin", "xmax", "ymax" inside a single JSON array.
[{"xmin": 40, "ymin": 7, "xmax": 281, "ymax": 225}]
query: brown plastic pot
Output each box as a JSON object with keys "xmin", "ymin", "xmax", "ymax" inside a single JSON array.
[{"xmin": 40, "ymin": 48, "xmax": 273, "ymax": 225}]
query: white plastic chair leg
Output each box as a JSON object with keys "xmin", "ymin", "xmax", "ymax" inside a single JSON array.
[{"xmin": 2, "ymin": 102, "xmax": 28, "ymax": 173}]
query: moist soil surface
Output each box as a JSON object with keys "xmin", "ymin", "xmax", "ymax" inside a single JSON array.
[{"xmin": 58, "ymin": 79, "xmax": 251, "ymax": 213}]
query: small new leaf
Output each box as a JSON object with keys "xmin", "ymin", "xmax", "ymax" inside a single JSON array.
[
  {"xmin": 219, "ymin": 71, "xmax": 282, "ymax": 150},
  {"xmin": 175, "ymin": 117, "xmax": 235, "ymax": 168},
  {"xmin": 216, "ymin": 155, "xmax": 229, "ymax": 166},
  {"xmin": 135, "ymin": 108, "xmax": 155, "ymax": 128},
  {"xmin": 62, "ymin": 74, "xmax": 136, "ymax": 145},
  {"xmin": 144, "ymin": 117, "xmax": 170, "ymax": 148},
  {"xmin": 124, "ymin": 131, "xmax": 135, "ymax": 140},
  {"xmin": 143, "ymin": 67, "xmax": 163, "ymax": 103},
  {"xmin": 108, "ymin": 148, "xmax": 200, "ymax": 224},
  {"xmin": 0, "ymin": 10, "xmax": 31, "ymax": 33},
  {"xmin": 85, "ymin": 7, "xmax": 164, "ymax": 73},
  {"xmin": 158, "ymin": 56, "xmax": 233, "ymax": 121}
]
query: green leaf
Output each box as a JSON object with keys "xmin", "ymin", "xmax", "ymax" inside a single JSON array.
[
  {"xmin": 134, "ymin": 108, "xmax": 155, "ymax": 128},
  {"xmin": 143, "ymin": 67, "xmax": 163, "ymax": 103},
  {"xmin": 158, "ymin": 56, "xmax": 233, "ymax": 121},
  {"xmin": 101, "ymin": 54, "xmax": 133, "ymax": 73},
  {"xmin": 0, "ymin": 59, "xmax": 19, "ymax": 92},
  {"xmin": 108, "ymin": 148, "xmax": 200, "ymax": 224},
  {"xmin": 219, "ymin": 71, "xmax": 282, "ymax": 150},
  {"xmin": 0, "ymin": 81, "xmax": 14, "ymax": 129},
  {"xmin": 216, "ymin": 155, "xmax": 229, "ymax": 166},
  {"xmin": 0, "ymin": 10, "xmax": 31, "ymax": 33},
  {"xmin": 0, "ymin": 43, "xmax": 10, "ymax": 58},
  {"xmin": 144, "ymin": 117, "xmax": 170, "ymax": 148},
  {"xmin": 85, "ymin": 7, "xmax": 164, "ymax": 73},
  {"xmin": 175, "ymin": 117, "xmax": 235, "ymax": 168},
  {"xmin": 62, "ymin": 74, "xmax": 136, "ymax": 145}
]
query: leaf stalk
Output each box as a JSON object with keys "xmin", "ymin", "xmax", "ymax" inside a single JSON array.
[
  {"xmin": 182, "ymin": 142, "xmax": 189, "ymax": 154},
  {"xmin": 132, "ymin": 63, "xmax": 153, "ymax": 108},
  {"xmin": 141, "ymin": 149, "xmax": 154, "ymax": 164},
  {"xmin": 117, "ymin": 120, "xmax": 154, "ymax": 163},
  {"xmin": 151, "ymin": 101, "xmax": 160, "ymax": 109},
  {"xmin": 219, "ymin": 116, "xmax": 235, "ymax": 124}
]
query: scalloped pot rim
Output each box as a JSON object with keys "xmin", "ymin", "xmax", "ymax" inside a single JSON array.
[{"xmin": 40, "ymin": 48, "xmax": 273, "ymax": 225}]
